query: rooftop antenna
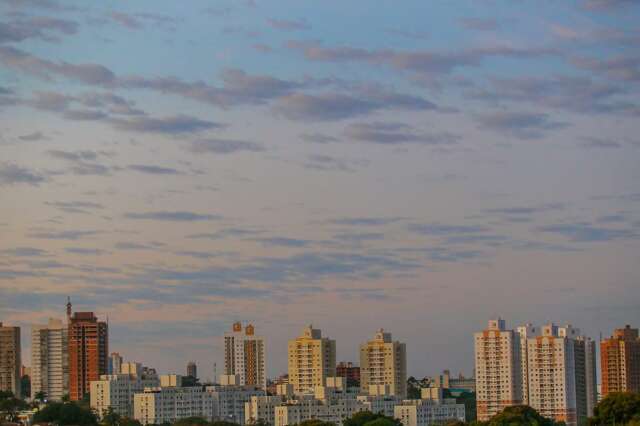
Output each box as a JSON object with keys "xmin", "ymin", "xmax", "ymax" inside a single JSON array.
[{"xmin": 66, "ymin": 296, "xmax": 72, "ymax": 322}]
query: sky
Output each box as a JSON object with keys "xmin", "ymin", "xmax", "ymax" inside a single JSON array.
[{"xmin": 1, "ymin": 0, "xmax": 640, "ymax": 381}]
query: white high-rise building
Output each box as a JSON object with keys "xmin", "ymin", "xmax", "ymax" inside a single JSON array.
[
  {"xmin": 31, "ymin": 318, "xmax": 68, "ymax": 401},
  {"xmin": 527, "ymin": 324, "xmax": 578, "ymax": 426},
  {"xmin": 109, "ymin": 353, "xmax": 123, "ymax": 375},
  {"xmin": 394, "ymin": 399, "xmax": 465, "ymax": 426},
  {"xmin": 224, "ymin": 322, "xmax": 266, "ymax": 389},
  {"xmin": 359, "ymin": 329, "xmax": 407, "ymax": 398},
  {"xmin": 474, "ymin": 318, "xmax": 523, "ymax": 421},
  {"xmin": 516, "ymin": 324, "xmax": 539, "ymax": 405},
  {"xmin": 91, "ymin": 370, "xmax": 160, "ymax": 418},
  {"xmin": 288, "ymin": 325, "xmax": 336, "ymax": 394}
]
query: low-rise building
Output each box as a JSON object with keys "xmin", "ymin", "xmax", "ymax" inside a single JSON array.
[
  {"xmin": 394, "ymin": 399, "xmax": 465, "ymax": 426},
  {"xmin": 90, "ymin": 369, "xmax": 160, "ymax": 418}
]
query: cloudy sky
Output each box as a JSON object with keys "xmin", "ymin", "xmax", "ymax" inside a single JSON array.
[{"xmin": 1, "ymin": 0, "xmax": 640, "ymax": 380}]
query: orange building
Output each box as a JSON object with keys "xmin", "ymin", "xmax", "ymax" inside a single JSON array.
[
  {"xmin": 601, "ymin": 325, "xmax": 640, "ymax": 396},
  {"xmin": 68, "ymin": 311, "xmax": 108, "ymax": 401}
]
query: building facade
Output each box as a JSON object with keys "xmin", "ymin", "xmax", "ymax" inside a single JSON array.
[
  {"xmin": 91, "ymin": 371, "xmax": 160, "ymax": 418},
  {"xmin": 288, "ymin": 325, "xmax": 336, "ymax": 394},
  {"xmin": 527, "ymin": 324, "xmax": 578, "ymax": 426},
  {"xmin": 187, "ymin": 361, "xmax": 197, "ymax": 379},
  {"xmin": 359, "ymin": 329, "xmax": 407, "ymax": 398},
  {"xmin": 336, "ymin": 362, "xmax": 361, "ymax": 387},
  {"xmin": 394, "ymin": 399, "xmax": 465, "ymax": 426},
  {"xmin": 516, "ymin": 324, "xmax": 539, "ymax": 405},
  {"xmin": 0, "ymin": 323, "xmax": 21, "ymax": 396},
  {"xmin": 224, "ymin": 322, "xmax": 266, "ymax": 389},
  {"xmin": 31, "ymin": 318, "xmax": 69, "ymax": 401},
  {"xmin": 109, "ymin": 353, "xmax": 123, "ymax": 375},
  {"xmin": 474, "ymin": 318, "xmax": 522, "ymax": 421},
  {"xmin": 68, "ymin": 311, "xmax": 108, "ymax": 401},
  {"xmin": 601, "ymin": 325, "xmax": 640, "ymax": 396}
]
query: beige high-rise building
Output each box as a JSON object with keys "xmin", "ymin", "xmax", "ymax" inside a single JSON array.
[
  {"xmin": 31, "ymin": 318, "xmax": 69, "ymax": 401},
  {"xmin": 601, "ymin": 325, "xmax": 640, "ymax": 396},
  {"xmin": 0, "ymin": 322, "xmax": 21, "ymax": 396},
  {"xmin": 288, "ymin": 325, "xmax": 336, "ymax": 394},
  {"xmin": 474, "ymin": 318, "xmax": 522, "ymax": 422},
  {"xmin": 359, "ymin": 329, "xmax": 407, "ymax": 398},
  {"xmin": 224, "ymin": 322, "xmax": 266, "ymax": 389},
  {"xmin": 527, "ymin": 324, "xmax": 578, "ymax": 426}
]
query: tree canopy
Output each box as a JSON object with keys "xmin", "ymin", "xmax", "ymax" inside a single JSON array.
[
  {"xmin": 343, "ymin": 410, "xmax": 402, "ymax": 426},
  {"xmin": 33, "ymin": 401, "xmax": 98, "ymax": 426},
  {"xmin": 589, "ymin": 392, "xmax": 640, "ymax": 425}
]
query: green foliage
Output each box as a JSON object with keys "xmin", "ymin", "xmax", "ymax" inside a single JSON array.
[
  {"xmin": 33, "ymin": 401, "xmax": 98, "ymax": 425},
  {"xmin": 589, "ymin": 392, "xmax": 640, "ymax": 425},
  {"xmin": 0, "ymin": 394, "xmax": 29, "ymax": 422},
  {"xmin": 343, "ymin": 410, "xmax": 402, "ymax": 426},
  {"xmin": 297, "ymin": 420, "xmax": 336, "ymax": 426},
  {"xmin": 486, "ymin": 405, "xmax": 565, "ymax": 426},
  {"xmin": 173, "ymin": 417, "xmax": 211, "ymax": 426}
]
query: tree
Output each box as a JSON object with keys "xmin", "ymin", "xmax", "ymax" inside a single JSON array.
[
  {"xmin": 487, "ymin": 405, "xmax": 565, "ymax": 426},
  {"xmin": 297, "ymin": 420, "xmax": 335, "ymax": 426},
  {"xmin": 102, "ymin": 406, "xmax": 122, "ymax": 426},
  {"xmin": 589, "ymin": 392, "xmax": 640, "ymax": 425},
  {"xmin": 0, "ymin": 395, "xmax": 28, "ymax": 422},
  {"xmin": 343, "ymin": 411, "xmax": 401, "ymax": 426},
  {"xmin": 33, "ymin": 401, "xmax": 98, "ymax": 425},
  {"xmin": 173, "ymin": 417, "xmax": 211, "ymax": 426}
]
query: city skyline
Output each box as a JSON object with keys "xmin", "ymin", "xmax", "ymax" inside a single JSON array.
[{"xmin": 1, "ymin": 0, "xmax": 640, "ymax": 380}]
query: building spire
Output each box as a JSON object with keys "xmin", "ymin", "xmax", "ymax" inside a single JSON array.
[{"xmin": 66, "ymin": 296, "xmax": 72, "ymax": 322}]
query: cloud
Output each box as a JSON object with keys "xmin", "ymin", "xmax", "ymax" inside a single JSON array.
[
  {"xmin": 0, "ymin": 16, "xmax": 77, "ymax": 44},
  {"xmin": 572, "ymin": 55, "xmax": 640, "ymax": 84},
  {"xmin": 460, "ymin": 18, "xmax": 500, "ymax": 31},
  {"xmin": 47, "ymin": 149, "xmax": 113, "ymax": 176},
  {"xmin": 476, "ymin": 111, "xmax": 569, "ymax": 139},
  {"xmin": 537, "ymin": 222, "xmax": 637, "ymax": 242},
  {"xmin": 175, "ymin": 251, "xmax": 229, "ymax": 259},
  {"xmin": 287, "ymin": 40, "xmax": 556, "ymax": 78},
  {"xmin": 127, "ymin": 164, "xmax": 182, "ymax": 175},
  {"xmin": 273, "ymin": 87, "xmax": 435, "ymax": 121},
  {"xmin": 344, "ymin": 122, "xmax": 459, "ymax": 145},
  {"xmin": 17, "ymin": 131, "xmax": 47, "ymax": 141},
  {"xmin": 408, "ymin": 223, "xmax": 489, "ymax": 236},
  {"xmin": 300, "ymin": 132, "xmax": 340, "ymax": 144},
  {"xmin": 0, "ymin": 46, "xmax": 116, "ymax": 85},
  {"xmin": 29, "ymin": 91, "xmax": 74, "ymax": 111},
  {"xmin": 109, "ymin": 12, "xmax": 142, "ymax": 29},
  {"xmin": 28, "ymin": 230, "xmax": 100, "ymax": 240},
  {"xmin": 583, "ymin": 0, "xmax": 637, "ymax": 10},
  {"xmin": 45, "ymin": 201, "xmax": 104, "ymax": 214},
  {"xmin": 332, "ymin": 232, "xmax": 385, "ymax": 243},
  {"xmin": 267, "ymin": 18, "xmax": 310, "ymax": 31},
  {"xmin": 467, "ymin": 75, "xmax": 637, "ymax": 116},
  {"xmin": 253, "ymin": 237, "xmax": 314, "ymax": 248},
  {"xmin": 384, "ymin": 29, "xmax": 429, "ymax": 40},
  {"xmin": 303, "ymin": 154, "xmax": 369, "ymax": 172},
  {"xmin": 0, "ymin": 162, "xmax": 46, "ymax": 186},
  {"xmin": 486, "ymin": 203, "xmax": 565, "ymax": 216},
  {"xmin": 124, "ymin": 211, "xmax": 222, "ymax": 221},
  {"xmin": 580, "ymin": 137, "xmax": 622, "ymax": 149},
  {"xmin": 189, "ymin": 138, "xmax": 265, "ymax": 154},
  {"xmin": 63, "ymin": 109, "xmax": 108, "ymax": 121},
  {"xmin": 64, "ymin": 247, "xmax": 108, "ymax": 255},
  {"xmin": 114, "ymin": 241, "xmax": 160, "ymax": 251},
  {"xmin": 329, "ymin": 217, "xmax": 405, "ymax": 226},
  {"xmin": 110, "ymin": 114, "xmax": 221, "ymax": 134},
  {"xmin": 0, "ymin": 247, "xmax": 48, "ymax": 257},
  {"xmin": 186, "ymin": 228, "xmax": 263, "ymax": 240}
]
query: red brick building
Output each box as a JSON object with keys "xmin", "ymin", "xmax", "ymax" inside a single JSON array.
[{"xmin": 68, "ymin": 311, "xmax": 108, "ymax": 401}]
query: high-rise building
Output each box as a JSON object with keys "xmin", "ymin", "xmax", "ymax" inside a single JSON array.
[
  {"xmin": 336, "ymin": 362, "xmax": 360, "ymax": 386},
  {"xmin": 474, "ymin": 318, "xmax": 522, "ymax": 422},
  {"xmin": 224, "ymin": 322, "xmax": 266, "ymax": 389},
  {"xmin": 187, "ymin": 362, "xmax": 197, "ymax": 379},
  {"xmin": 109, "ymin": 353, "xmax": 123, "ymax": 375},
  {"xmin": 527, "ymin": 324, "xmax": 578, "ymax": 426},
  {"xmin": 516, "ymin": 324, "xmax": 539, "ymax": 405},
  {"xmin": 68, "ymin": 310, "xmax": 108, "ymax": 401},
  {"xmin": 90, "ymin": 364, "xmax": 159, "ymax": 418},
  {"xmin": 31, "ymin": 318, "xmax": 69, "ymax": 401},
  {"xmin": 0, "ymin": 323, "xmax": 21, "ymax": 396},
  {"xmin": 287, "ymin": 325, "xmax": 336, "ymax": 394},
  {"xmin": 601, "ymin": 325, "xmax": 640, "ymax": 396},
  {"xmin": 359, "ymin": 329, "xmax": 407, "ymax": 398},
  {"xmin": 582, "ymin": 336, "xmax": 598, "ymax": 417}
]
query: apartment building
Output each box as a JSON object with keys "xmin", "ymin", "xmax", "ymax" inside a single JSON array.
[
  {"xmin": 474, "ymin": 318, "xmax": 522, "ymax": 421},
  {"xmin": 359, "ymin": 329, "xmax": 407, "ymax": 398},
  {"xmin": 394, "ymin": 399, "xmax": 466, "ymax": 426},
  {"xmin": 601, "ymin": 325, "xmax": 640, "ymax": 396},
  {"xmin": 288, "ymin": 325, "xmax": 336, "ymax": 394},
  {"xmin": 31, "ymin": 318, "xmax": 69, "ymax": 401},
  {"xmin": 224, "ymin": 322, "xmax": 266, "ymax": 389},
  {"xmin": 68, "ymin": 311, "xmax": 108, "ymax": 401},
  {"xmin": 0, "ymin": 323, "xmax": 21, "ymax": 396},
  {"xmin": 90, "ymin": 367, "xmax": 160, "ymax": 418}
]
